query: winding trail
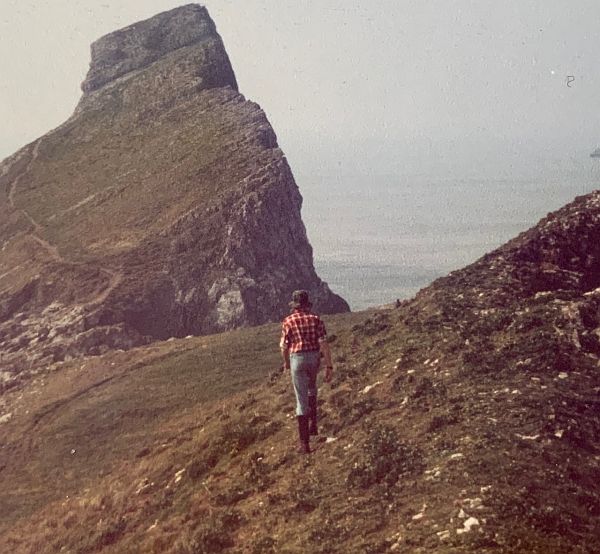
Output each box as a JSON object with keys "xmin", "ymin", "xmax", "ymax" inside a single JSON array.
[{"xmin": 5, "ymin": 138, "xmax": 123, "ymax": 308}]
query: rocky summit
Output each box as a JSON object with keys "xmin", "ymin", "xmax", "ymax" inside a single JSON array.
[{"xmin": 0, "ymin": 4, "xmax": 348, "ymax": 389}]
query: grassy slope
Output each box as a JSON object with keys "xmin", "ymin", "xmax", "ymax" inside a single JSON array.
[
  {"xmin": 0, "ymin": 93, "xmax": 224, "ymax": 313},
  {"xmin": 0, "ymin": 321, "xmax": 284, "ymax": 530},
  {"xmin": 1, "ymin": 46, "xmax": 275, "ymax": 311},
  {"xmin": 0, "ymin": 295, "xmax": 598, "ymax": 553},
  {"xmin": 13, "ymin": 89, "xmax": 242, "ymax": 261}
]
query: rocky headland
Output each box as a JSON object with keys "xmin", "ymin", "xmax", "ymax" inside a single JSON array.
[{"xmin": 0, "ymin": 4, "xmax": 348, "ymax": 389}]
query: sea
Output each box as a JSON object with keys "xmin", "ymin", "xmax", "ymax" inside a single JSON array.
[{"xmin": 300, "ymin": 167, "xmax": 600, "ymax": 311}]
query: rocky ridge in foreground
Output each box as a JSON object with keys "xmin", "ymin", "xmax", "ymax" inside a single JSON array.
[{"xmin": 0, "ymin": 4, "xmax": 348, "ymax": 389}]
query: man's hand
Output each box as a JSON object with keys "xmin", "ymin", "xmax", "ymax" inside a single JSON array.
[{"xmin": 324, "ymin": 366, "xmax": 333, "ymax": 383}]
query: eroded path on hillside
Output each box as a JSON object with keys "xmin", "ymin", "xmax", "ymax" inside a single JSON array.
[{"xmin": 5, "ymin": 139, "xmax": 123, "ymax": 308}]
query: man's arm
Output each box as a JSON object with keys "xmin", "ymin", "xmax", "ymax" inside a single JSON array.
[
  {"xmin": 280, "ymin": 322, "xmax": 291, "ymax": 370},
  {"xmin": 319, "ymin": 339, "xmax": 333, "ymax": 383},
  {"xmin": 281, "ymin": 344, "xmax": 291, "ymax": 370}
]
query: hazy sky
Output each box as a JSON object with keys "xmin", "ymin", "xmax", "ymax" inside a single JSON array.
[{"xmin": 1, "ymin": 0, "xmax": 600, "ymax": 179}]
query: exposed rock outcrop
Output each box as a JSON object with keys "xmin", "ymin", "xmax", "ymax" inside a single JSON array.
[
  {"xmin": 80, "ymin": 4, "xmax": 237, "ymax": 95},
  {"xmin": 422, "ymin": 190, "xmax": 600, "ymax": 304},
  {"xmin": 0, "ymin": 4, "xmax": 348, "ymax": 388}
]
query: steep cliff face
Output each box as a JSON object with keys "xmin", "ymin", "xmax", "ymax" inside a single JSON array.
[{"xmin": 0, "ymin": 4, "xmax": 348, "ymax": 388}]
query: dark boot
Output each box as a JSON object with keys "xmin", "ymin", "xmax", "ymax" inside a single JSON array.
[
  {"xmin": 296, "ymin": 415, "xmax": 310, "ymax": 454},
  {"xmin": 308, "ymin": 395, "xmax": 318, "ymax": 436}
]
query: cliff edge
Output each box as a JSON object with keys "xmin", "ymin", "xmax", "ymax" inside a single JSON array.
[{"xmin": 0, "ymin": 4, "xmax": 348, "ymax": 389}]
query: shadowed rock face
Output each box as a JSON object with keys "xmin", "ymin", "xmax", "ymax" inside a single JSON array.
[{"xmin": 0, "ymin": 4, "xmax": 348, "ymax": 387}]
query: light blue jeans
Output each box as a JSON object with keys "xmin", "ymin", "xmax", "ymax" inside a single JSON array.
[{"xmin": 290, "ymin": 351, "xmax": 320, "ymax": 416}]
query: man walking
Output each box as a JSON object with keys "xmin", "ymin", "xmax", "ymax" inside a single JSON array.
[{"xmin": 280, "ymin": 290, "xmax": 333, "ymax": 454}]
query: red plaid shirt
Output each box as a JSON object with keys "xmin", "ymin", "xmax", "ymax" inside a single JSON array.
[{"xmin": 280, "ymin": 309, "xmax": 327, "ymax": 353}]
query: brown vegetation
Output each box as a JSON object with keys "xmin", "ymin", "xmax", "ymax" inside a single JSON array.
[{"xmin": 2, "ymin": 206, "xmax": 600, "ymax": 552}]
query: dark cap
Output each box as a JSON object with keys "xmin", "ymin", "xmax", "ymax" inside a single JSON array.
[{"xmin": 290, "ymin": 289, "xmax": 312, "ymax": 309}]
